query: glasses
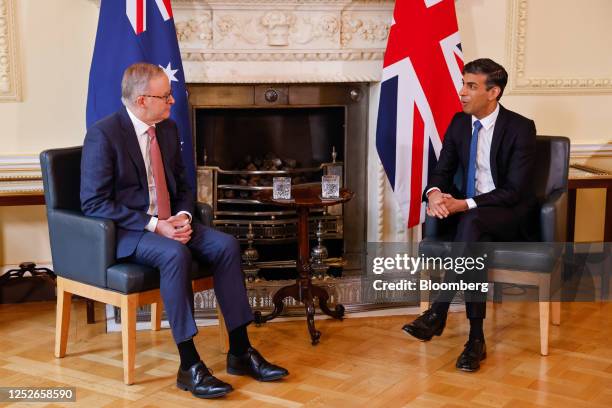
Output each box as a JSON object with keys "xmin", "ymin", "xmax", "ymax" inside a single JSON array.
[
  {"xmin": 272, "ymin": 177, "xmax": 292, "ymax": 200},
  {"xmin": 141, "ymin": 91, "xmax": 173, "ymax": 103}
]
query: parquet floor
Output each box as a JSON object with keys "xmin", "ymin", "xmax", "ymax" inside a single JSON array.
[{"xmin": 1, "ymin": 300, "xmax": 611, "ymax": 407}]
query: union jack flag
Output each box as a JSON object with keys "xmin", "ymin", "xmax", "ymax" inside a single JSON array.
[{"xmin": 376, "ymin": 0, "xmax": 463, "ymax": 228}]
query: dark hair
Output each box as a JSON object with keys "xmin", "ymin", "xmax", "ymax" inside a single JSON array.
[{"xmin": 463, "ymin": 58, "xmax": 508, "ymax": 100}]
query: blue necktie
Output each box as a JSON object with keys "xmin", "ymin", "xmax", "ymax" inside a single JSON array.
[{"xmin": 466, "ymin": 120, "xmax": 482, "ymax": 198}]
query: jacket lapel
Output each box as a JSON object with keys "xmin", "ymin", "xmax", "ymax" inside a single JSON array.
[
  {"xmin": 489, "ymin": 104, "xmax": 508, "ymax": 185},
  {"xmin": 118, "ymin": 107, "xmax": 148, "ymax": 185}
]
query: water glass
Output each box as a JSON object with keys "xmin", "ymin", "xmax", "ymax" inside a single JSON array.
[
  {"xmin": 321, "ymin": 174, "xmax": 340, "ymax": 199},
  {"xmin": 272, "ymin": 176, "xmax": 292, "ymax": 200}
]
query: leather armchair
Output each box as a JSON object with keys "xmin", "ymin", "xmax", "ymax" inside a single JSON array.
[
  {"xmin": 40, "ymin": 146, "xmax": 224, "ymax": 385},
  {"xmin": 419, "ymin": 136, "xmax": 570, "ymax": 356}
]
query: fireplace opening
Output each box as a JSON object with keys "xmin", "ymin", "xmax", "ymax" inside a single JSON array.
[
  {"xmin": 195, "ymin": 106, "xmax": 346, "ymax": 280},
  {"xmin": 190, "ymin": 83, "xmax": 367, "ymax": 292},
  {"xmin": 196, "ymin": 107, "xmax": 345, "ymax": 170}
]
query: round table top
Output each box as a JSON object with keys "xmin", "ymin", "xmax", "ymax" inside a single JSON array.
[{"xmin": 255, "ymin": 184, "xmax": 354, "ymax": 208}]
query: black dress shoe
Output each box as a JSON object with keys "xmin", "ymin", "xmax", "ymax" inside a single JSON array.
[
  {"xmin": 402, "ymin": 309, "xmax": 447, "ymax": 341},
  {"xmin": 227, "ymin": 347, "xmax": 289, "ymax": 382},
  {"xmin": 177, "ymin": 361, "xmax": 233, "ymax": 399},
  {"xmin": 456, "ymin": 338, "xmax": 486, "ymax": 372}
]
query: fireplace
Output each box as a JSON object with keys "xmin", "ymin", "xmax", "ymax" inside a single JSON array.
[{"xmin": 189, "ymin": 83, "xmax": 368, "ymax": 282}]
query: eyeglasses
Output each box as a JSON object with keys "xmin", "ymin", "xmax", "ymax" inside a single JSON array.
[{"xmin": 141, "ymin": 91, "xmax": 174, "ymax": 103}]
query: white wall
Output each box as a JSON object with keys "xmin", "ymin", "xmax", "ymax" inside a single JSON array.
[
  {"xmin": 1, "ymin": 0, "xmax": 98, "ymax": 154},
  {"xmin": 0, "ymin": 0, "xmax": 97, "ymax": 266}
]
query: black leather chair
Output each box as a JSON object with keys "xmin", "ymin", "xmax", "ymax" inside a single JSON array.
[
  {"xmin": 40, "ymin": 146, "xmax": 226, "ymax": 385},
  {"xmin": 419, "ymin": 136, "xmax": 570, "ymax": 356}
]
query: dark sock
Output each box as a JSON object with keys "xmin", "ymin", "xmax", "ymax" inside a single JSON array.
[
  {"xmin": 177, "ymin": 339, "xmax": 200, "ymax": 370},
  {"xmin": 431, "ymin": 302, "xmax": 450, "ymax": 318},
  {"xmin": 228, "ymin": 323, "xmax": 251, "ymax": 356},
  {"xmin": 469, "ymin": 318, "xmax": 484, "ymax": 341}
]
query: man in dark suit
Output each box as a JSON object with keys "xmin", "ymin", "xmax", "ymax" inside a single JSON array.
[
  {"xmin": 402, "ymin": 59, "xmax": 537, "ymax": 372},
  {"xmin": 81, "ymin": 63, "xmax": 287, "ymax": 399}
]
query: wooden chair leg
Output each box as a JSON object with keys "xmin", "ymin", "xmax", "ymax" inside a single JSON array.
[
  {"xmin": 151, "ymin": 302, "xmax": 162, "ymax": 331},
  {"xmin": 539, "ymin": 301, "xmax": 550, "ymax": 356},
  {"xmin": 121, "ymin": 295, "xmax": 137, "ymax": 385},
  {"xmin": 86, "ymin": 300, "xmax": 96, "ymax": 323},
  {"xmin": 551, "ymin": 301, "xmax": 561, "ymax": 326},
  {"xmin": 217, "ymin": 304, "xmax": 229, "ymax": 354},
  {"xmin": 55, "ymin": 278, "xmax": 72, "ymax": 358},
  {"xmin": 493, "ymin": 282, "xmax": 503, "ymax": 304},
  {"xmin": 419, "ymin": 269, "xmax": 430, "ymax": 312}
]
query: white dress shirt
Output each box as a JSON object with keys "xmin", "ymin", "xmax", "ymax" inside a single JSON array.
[
  {"xmin": 427, "ymin": 103, "xmax": 500, "ymax": 210},
  {"xmin": 125, "ymin": 107, "xmax": 191, "ymax": 232}
]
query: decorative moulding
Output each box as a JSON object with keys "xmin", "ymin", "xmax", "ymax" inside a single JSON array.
[
  {"xmin": 0, "ymin": 155, "xmax": 43, "ymax": 194},
  {"xmin": 0, "ymin": 0, "xmax": 22, "ymax": 101},
  {"xmin": 507, "ymin": 0, "xmax": 612, "ymax": 94},
  {"xmin": 570, "ymin": 144, "xmax": 612, "ymax": 159}
]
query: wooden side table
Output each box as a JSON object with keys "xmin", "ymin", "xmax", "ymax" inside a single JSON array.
[
  {"xmin": 254, "ymin": 184, "xmax": 354, "ymax": 344},
  {"xmin": 567, "ymin": 164, "xmax": 612, "ymax": 242}
]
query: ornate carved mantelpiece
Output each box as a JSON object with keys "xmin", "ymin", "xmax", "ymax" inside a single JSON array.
[{"xmin": 171, "ymin": 0, "xmax": 394, "ymax": 83}]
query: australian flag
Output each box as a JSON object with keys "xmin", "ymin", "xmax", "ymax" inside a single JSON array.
[{"xmin": 86, "ymin": 0, "xmax": 196, "ymax": 189}]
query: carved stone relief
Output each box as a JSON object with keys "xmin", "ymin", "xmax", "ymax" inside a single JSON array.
[
  {"xmin": 341, "ymin": 12, "xmax": 391, "ymax": 48},
  {"xmin": 175, "ymin": 11, "xmax": 213, "ymax": 48},
  {"xmin": 212, "ymin": 11, "xmax": 342, "ymax": 49}
]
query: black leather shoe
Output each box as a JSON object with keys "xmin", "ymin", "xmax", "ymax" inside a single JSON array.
[
  {"xmin": 402, "ymin": 309, "xmax": 447, "ymax": 341},
  {"xmin": 456, "ymin": 338, "xmax": 486, "ymax": 372},
  {"xmin": 177, "ymin": 361, "xmax": 233, "ymax": 399},
  {"xmin": 227, "ymin": 347, "xmax": 289, "ymax": 382}
]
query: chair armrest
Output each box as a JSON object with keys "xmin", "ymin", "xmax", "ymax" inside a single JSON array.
[
  {"xmin": 195, "ymin": 202, "xmax": 213, "ymax": 227},
  {"xmin": 540, "ymin": 189, "xmax": 567, "ymax": 242},
  {"xmin": 47, "ymin": 209, "xmax": 116, "ymax": 288}
]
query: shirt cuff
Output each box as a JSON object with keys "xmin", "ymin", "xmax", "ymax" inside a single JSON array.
[
  {"xmin": 425, "ymin": 187, "xmax": 441, "ymax": 199},
  {"xmin": 466, "ymin": 198, "xmax": 477, "ymax": 209},
  {"xmin": 176, "ymin": 211, "xmax": 192, "ymax": 223},
  {"xmin": 145, "ymin": 216, "xmax": 158, "ymax": 232}
]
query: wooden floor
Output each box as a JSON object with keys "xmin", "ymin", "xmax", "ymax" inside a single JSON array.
[{"xmin": 1, "ymin": 300, "xmax": 612, "ymax": 407}]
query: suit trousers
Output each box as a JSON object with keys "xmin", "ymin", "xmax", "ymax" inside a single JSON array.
[
  {"xmin": 432, "ymin": 207, "xmax": 520, "ymax": 319},
  {"xmin": 125, "ymin": 222, "xmax": 254, "ymax": 344}
]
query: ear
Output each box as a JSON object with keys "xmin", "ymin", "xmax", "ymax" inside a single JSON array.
[
  {"xmin": 488, "ymin": 86, "xmax": 501, "ymax": 101},
  {"xmin": 134, "ymin": 95, "xmax": 146, "ymax": 108}
]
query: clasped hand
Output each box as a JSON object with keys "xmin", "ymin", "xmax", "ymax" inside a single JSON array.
[
  {"xmin": 426, "ymin": 190, "xmax": 468, "ymax": 219},
  {"xmin": 154, "ymin": 214, "xmax": 192, "ymax": 244}
]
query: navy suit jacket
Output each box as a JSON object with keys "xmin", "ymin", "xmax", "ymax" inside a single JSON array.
[
  {"xmin": 80, "ymin": 107, "xmax": 194, "ymax": 258},
  {"xmin": 424, "ymin": 104, "xmax": 538, "ymax": 238}
]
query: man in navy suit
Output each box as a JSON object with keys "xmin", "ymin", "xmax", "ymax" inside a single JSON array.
[
  {"xmin": 402, "ymin": 59, "xmax": 538, "ymax": 372},
  {"xmin": 81, "ymin": 63, "xmax": 287, "ymax": 399}
]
